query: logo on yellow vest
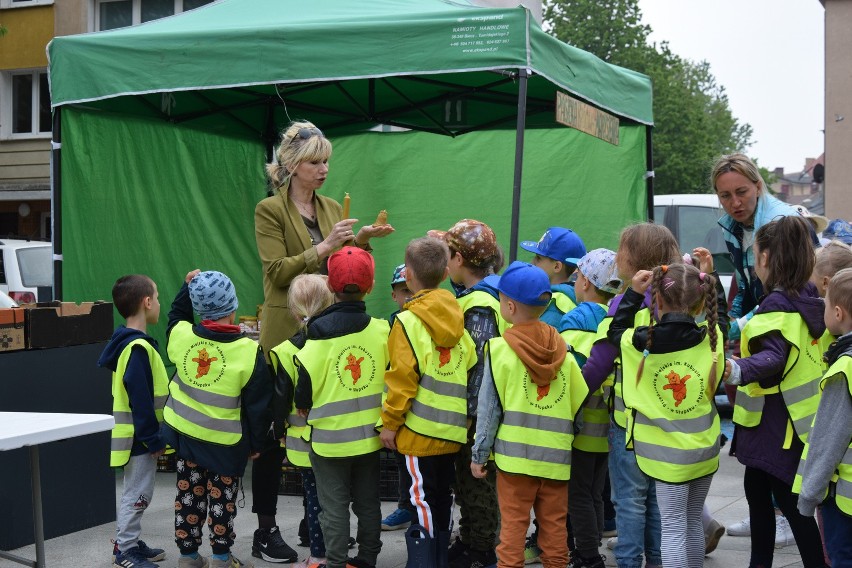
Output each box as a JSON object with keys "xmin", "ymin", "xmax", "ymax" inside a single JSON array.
[
  {"xmin": 344, "ymin": 353, "xmax": 365, "ymax": 384},
  {"xmin": 335, "ymin": 346, "xmax": 376, "ymax": 392},
  {"xmin": 651, "ymin": 362, "xmax": 704, "ymax": 414},
  {"xmin": 522, "ymin": 371, "xmax": 567, "ymax": 411},
  {"xmin": 192, "ymin": 348, "xmax": 218, "ymax": 379},
  {"xmin": 182, "ymin": 341, "xmax": 226, "ymax": 387},
  {"xmin": 662, "ymin": 371, "xmax": 690, "ymax": 407},
  {"xmin": 432, "ymin": 343, "xmax": 465, "ymax": 377}
]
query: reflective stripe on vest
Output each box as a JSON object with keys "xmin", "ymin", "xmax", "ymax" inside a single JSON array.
[
  {"xmin": 600, "ymin": 308, "xmax": 652, "ymax": 428},
  {"xmin": 793, "ymin": 356, "xmax": 852, "ymax": 513},
  {"xmin": 457, "ymin": 290, "xmax": 509, "ymax": 335},
  {"xmin": 620, "ymin": 327, "xmax": 722, "ymax": 483},
  {"xmin": 552, "ymin": 290, "xmax": 578, "ymax": 316},
  {"xmin": 111, "ymin": 338, "xmax": 170, "ymax": 467},
  {"xmin": 164, "ymin": 321, "xmax": 258, "ymax": 446},
  {"xmin": 489, "ymin": 338, "xmax": 589, "ymax": 481},
  {"xmin": 270, "ymin": 340, "xmax": 310, "ymax": 467},
  {"xmin": 396, "ymin": 310, "xmax": 475, "ymax": 444},
  {"xmin": 562, "ymin": 319, "xmax": 610, "ymax": 453},
  {"xmin": 298, "ymin": 318, "xmax": 389, "ymax": 458},
  {"xmin": 734, "ymin": 311, "xmax": 825, "ymax": 442}
]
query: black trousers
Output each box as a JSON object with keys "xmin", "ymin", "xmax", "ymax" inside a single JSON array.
[
  {"xmin": 251, "ymin": 444, "xmax": 287, "ymax": 517},
  {"xmin": 744, "ymin": 466, "xmax": 826, "ymax": 568}
]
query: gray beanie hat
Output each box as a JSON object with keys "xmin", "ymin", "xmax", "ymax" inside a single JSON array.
[{"xmin": 188, "ymin": 270, "xmax": 239, "ymax": 321}]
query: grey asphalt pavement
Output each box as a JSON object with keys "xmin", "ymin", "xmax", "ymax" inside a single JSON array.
[{"xmin": 0, "ymin": 451, "xmax": 809, "ymax": 567}]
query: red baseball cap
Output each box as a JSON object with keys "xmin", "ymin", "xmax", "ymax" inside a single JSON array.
[{"xmin": 328, "ymin": 246, "xmax": 375, "ymax": 293}]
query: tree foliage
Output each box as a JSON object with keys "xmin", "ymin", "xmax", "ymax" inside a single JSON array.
[{"xmin": 543, "ymin": 0, "xmax": 754, "ymax": 194}]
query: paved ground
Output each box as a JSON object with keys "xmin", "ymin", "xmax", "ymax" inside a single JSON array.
[{"xmin": 0, "ymin": 450, "xmax": 808, "ymax": 568}]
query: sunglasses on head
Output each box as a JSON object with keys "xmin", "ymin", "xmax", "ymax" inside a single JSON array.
[{"xmin": 292, "ymin": 127, "xmax": 323, "ymax": 143}]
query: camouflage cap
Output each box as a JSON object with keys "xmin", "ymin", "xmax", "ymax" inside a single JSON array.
[{"xmin": 428, "ymin": 219, "xmax": 498, "ymax": 268}]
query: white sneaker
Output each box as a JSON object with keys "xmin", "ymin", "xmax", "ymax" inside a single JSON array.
[
  {"xmin": 606, "ymin": 537, "xmax": 617, "ymax": 550},
  {"xmin": 775, "ymin": 516, "xmax": 795, "ymax": 548},
  {"xmin": 726, "ymin": 517, "xmax": 751, "ymax": 537}
]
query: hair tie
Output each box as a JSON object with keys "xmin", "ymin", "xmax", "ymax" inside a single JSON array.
[
  {"xmin": 683, "ymin": 253, "xmax": 692, "ymax": 264},
  {"xmin": 301, "ymin": 316, "xmax": 310, "ymax": 324},
  {"xmin": 661, "ymin": 265, "xmax": 668, "ymax": 273},
  {"xmin": 642, "ymin": 348, "xmax": 649, "ymax": 358}
]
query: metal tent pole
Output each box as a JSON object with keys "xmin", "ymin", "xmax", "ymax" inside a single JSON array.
[
  {"xmin": 51, "ymin": 107, "xmax": 62, "ymax": 300},
  {"xmin": 509, "ymin": 68, "xmax": 529, "ymax": 263},
  {"xmin": 646, "ymin": 125, "xmax": 654, "ymax": 221}
]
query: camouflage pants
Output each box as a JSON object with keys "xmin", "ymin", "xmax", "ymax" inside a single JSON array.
[{"xmin": 453, "ymin": 424, "xmax": 499, "ymax": 551}]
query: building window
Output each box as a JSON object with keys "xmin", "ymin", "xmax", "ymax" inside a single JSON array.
[
  {"xmin": 0, "ymin": 0, "xmax": 54, "ymax": 8},
  {"xmin": 1, "ymin": 70, "xmax": 51, "ymax": 139},
  {"xmin": 95, "ymin": 0, "xmax": 214, "ymax": 31}
]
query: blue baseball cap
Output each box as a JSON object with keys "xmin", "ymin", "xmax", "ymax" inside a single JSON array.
[
  {"xmin": 520, "ymin": 227, "xmax": 587, "ymax": 265},
  {"xmin": 824, "ymin": 219, "xmax": 852, "ymax": 245},
  {"xmin": 496, "ymin": 261, "xmax": 551, "ymax": 306}
]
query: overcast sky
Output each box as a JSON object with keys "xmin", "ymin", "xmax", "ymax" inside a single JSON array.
[{"xmin": 637, "ymin": 0, "xmax": 825, "ymax": 173}]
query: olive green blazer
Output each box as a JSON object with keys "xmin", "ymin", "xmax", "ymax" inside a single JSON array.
[{"xmin": 254, "ymin": 191, "xmax": 342, "ymax": 353}]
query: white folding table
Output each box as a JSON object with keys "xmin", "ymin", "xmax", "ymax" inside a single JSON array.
[{"xmin": 0, "ymin": 412, "xmax": 114, "ymax": 568}]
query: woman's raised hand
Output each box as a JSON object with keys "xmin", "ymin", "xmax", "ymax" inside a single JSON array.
[{"xmin": 692, "ymin": 247, "xmax": 715, "ymax": 274}]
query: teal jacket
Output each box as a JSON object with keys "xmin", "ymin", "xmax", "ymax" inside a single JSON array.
[{"xmin": 718, "ymin": 192, "xmax": 801, "ymax": 319}]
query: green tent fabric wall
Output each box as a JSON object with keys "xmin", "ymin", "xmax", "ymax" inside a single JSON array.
[{"xmin": 61, "ymin": 107, "xmax": 645, "ymax": 355}]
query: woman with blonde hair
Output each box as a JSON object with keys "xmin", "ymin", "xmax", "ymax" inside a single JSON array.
[{"xmin": 252, "ymin": 121, "xmax": 392, "ymax": 561}]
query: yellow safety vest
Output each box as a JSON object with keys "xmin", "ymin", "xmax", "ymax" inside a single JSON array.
[
  {"xmin": 489, "ymin": 338, "xmax": 589, "ymax": 480},
  {"xmin": 111, "ymin": 338, "xmax": 170, "ymax": 467},
  {"xmin": 296, "ymin": 318, "xmax": 389, "ymax": 458},
  {"xmin": 552, "ymin": 289, "xmax": 578, "ymax": 317},
  {"xmin": 603, "ymin": 307, "xmax": 652, "ymax": 428},
  {"xmin": 793, "ymin": 354, "xmax": 852, "ymax": 515},
  {"xmin": 395, "ymin": 310, "xmax": 475, "ymax": 444},
  {"xmin": 164, "ymin": 321, "xmax": 258, "ymax": 446},
  {"xmin": 562, "ymin": 311, "xmax": 610, "ymax": 453},
  {"xmin": 457, "ymin": 290, "xmax": 510, "ymax": 335},
  {"xmin": 269, "ymin": 339, "xmax": 310, "ymax": 467},
  {"xmin": 621, "ymin": 328, "xmax": 723, "ymax": 483},
  {"xmin": 733, "ymin": 311, "xmax": 827, "ymax": 443}
]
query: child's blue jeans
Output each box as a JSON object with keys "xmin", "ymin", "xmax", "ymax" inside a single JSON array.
[{"xmin": 608, "ymin": 421, "xmax": 662, "ymax": 568}]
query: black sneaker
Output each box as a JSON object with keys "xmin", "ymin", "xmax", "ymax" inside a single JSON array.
[
  {"xmin": 251, "ymin": 527, "xmax": 298, "ymax": 563},
  {"xmin": 568, "ymin": 552, "xmax": 606, "ymax": 568},
  {"xmin": 468, "ymin": 547, "xmax": 497, "ymax": 568},
  {"xmin": 447, "ymin": 537, "xmax": 469, "ymax": 565}
]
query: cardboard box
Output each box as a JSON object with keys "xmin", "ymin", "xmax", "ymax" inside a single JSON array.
[
  {"xmin": 26, "ymin": 301, "xmax": 114, "ymax": 349},
  {"xmin": 0, "ymin": 307, "xmax": 26, "ymax": 352}
]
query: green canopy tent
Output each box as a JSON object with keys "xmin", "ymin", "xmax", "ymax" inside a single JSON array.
[{"xmin": 47, "ymin": 0, "xmax": 653, "ymax": 339}]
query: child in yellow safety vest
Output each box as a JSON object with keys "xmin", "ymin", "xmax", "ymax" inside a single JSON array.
[
  {"xmin": 162, "ymin": 269, "xmax": 272, "ymax": 568},
  {"xmin": 268, "ymin": 274, "xmax": 334, "ymax": 568},
  {"xmin": 98, "ymin": 274, "xmax": 168, "ymax": 568},
  {"xmin": 796, "ymin": 268, "xmax": 852, "ymax": 565},
  {"xmin": 471, "ymin": 261, "xmax": 589, "ymax": 568},
  {"xmin": 294, "ymin": 247, "xmax": 389, "ymax": 568},
  {"xmin": 721, "ymin": 215, "xmax": 827, "ymax": 568},
  {"xmin": 428, "ymin": 219, "xmax": 504, "ymax": 568},
  {"xmin": 558, "ymin": 249, "xmax": 621, "ymax": 568},
  {"xmin": 610, "ymin": 263, "xmax": 723, "ymax": 568},
  {"xmin": 380, "ymin": 236, "xmax": 477, "ymax": 567}
]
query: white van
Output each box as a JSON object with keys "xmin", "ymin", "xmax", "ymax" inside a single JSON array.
[
  {"xmin": 0, "ymin": 239, "xmax": 53, "ymax": 303},
  {"xmin": 653, "ymin": 194, "xmax": 734, "ymax": 298}
]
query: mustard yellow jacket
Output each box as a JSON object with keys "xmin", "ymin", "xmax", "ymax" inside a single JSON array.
[{"xmin": 255, "ymin": 191, "xmax": 342, "ymax": 353}]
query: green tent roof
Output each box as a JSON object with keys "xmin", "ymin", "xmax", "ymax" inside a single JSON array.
[{"xmin": 48, "ymin": 0, "xmax": 653, "ymax": 133}]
